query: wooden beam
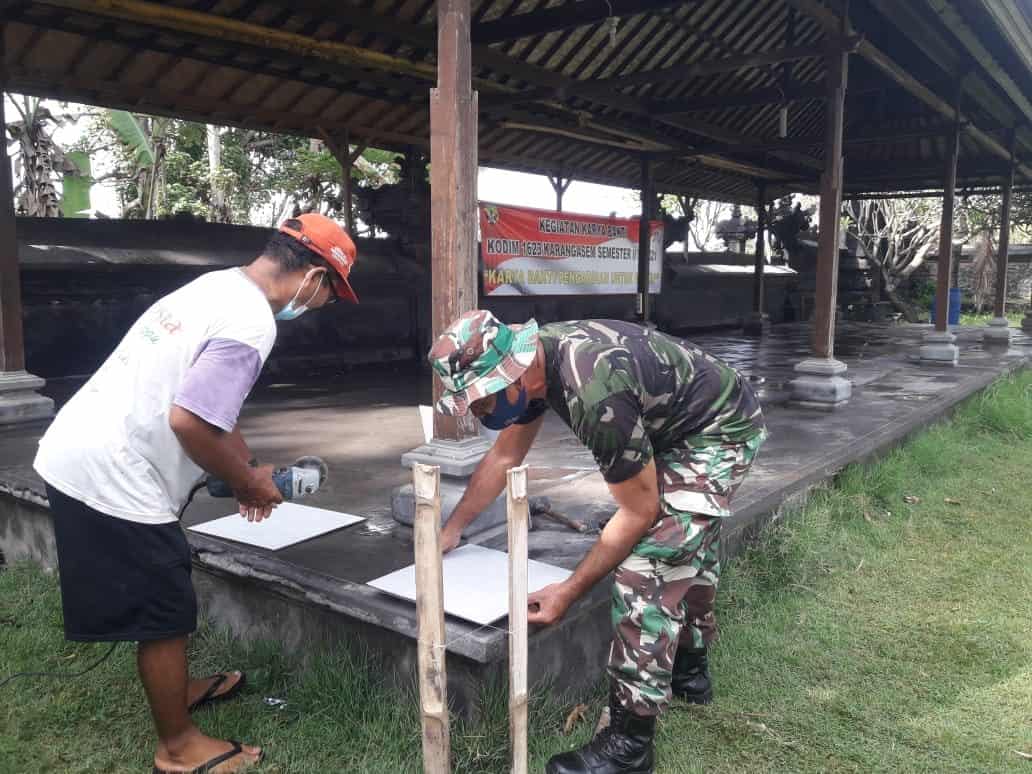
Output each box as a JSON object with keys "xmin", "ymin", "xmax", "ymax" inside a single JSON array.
[
  {"xmin": 652, "ymin": 84, "xmax": 826, "ymax": 115},
  {"xmin": 431, "ymin": 0, "xmax": 481, "ymax": 443},
  {"xmin": 498, "ymin": 120, "xmax": 657, "ymax": 151},
  {"xmin": 813, "ymin": 41, "xmax": 848, "ymax": 360},
  {"xmin": 12, "ymin": 9, "xmax": 423, "ymax": 106},
  {"xmin": 934, "ymin": 95, "xmax": 961, "ymax": 332},
  {"xmin": 506, "ymin": 465, "xmax": 530, "ymax": 774},
  {"xmin": 413, "ymin": 463, "xmax": 451, "ymax": 774},
  {"xmin": 921, "ymin": 0, "xmax": 1032, "ymax": 141},
  {"xmin": 579, "ymin": 43, "xmax": 841, "ymax": 94},
  {"xmin": 33, "ymin": 0, "xmax": 441, "ymax": 81},
  {"xmin": 993, "ymin": 131, "xmax": 1016, "ymax": 318},
  {"xmin": 472, "ymin": 0, "xmax": 686, "ymax": 44},
  {"xmin": 785, "ymin": 0, "xmax": 1032, "ymax": 180}
]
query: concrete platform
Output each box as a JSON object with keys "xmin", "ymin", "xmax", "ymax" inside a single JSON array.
[{"xmin": 2, "ymin": 322, "xmax": 1030, "ymax": 714}]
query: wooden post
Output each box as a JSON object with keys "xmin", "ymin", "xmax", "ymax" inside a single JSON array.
[
  {"xmin": 752, "ymin": 183, "xmax": 767, "ymax": 316},
  {"xmin": 637, "ymin": 156, "xmax": 654, "ymax": 324},
  {"xmin": 506, "ymin": 465, "xmax": 529, "ymax": 774},
  {"xmin": 0, "ymin": 74, "xmax": 25, "ymax": 373},
  {"xmin": 342, "ymin": 130, "xmax": 354, "ymax": 236},
  {"xmin": 0, "ymin": 31, "xmax": 54, "ymax": 425},
  {"xmin": 548, "ymin": 173, "xmax": 572, "ymax": 212},
  {"xmin": 934, "ymin": 96, "xmax": 961, "ymax": 333},
  {"xmin": 992, "ymin": 134, "xmax": 1015, "ymax": 319},
  {"xmin": 812, "ymin": 40, "xmax": 848, "ymax": 359},
  {"xmin": 317, "ymin": 128, "xmax": 365, "ymax": 237},
  {"xmin": 431, "ymin": 0, "xmax": 480, "ymax": 443},
  {"xmin": 787, "ymin": 5, "xmax": 853, "ymax": 407},
  {"xmin": 413, "ymin": 463, "xmax": 451, "ymax": 774}
]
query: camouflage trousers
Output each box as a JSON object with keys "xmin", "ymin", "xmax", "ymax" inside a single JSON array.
[{"xmin": 608, "ymin": 430, "xmax": 767, "ymax": 716}]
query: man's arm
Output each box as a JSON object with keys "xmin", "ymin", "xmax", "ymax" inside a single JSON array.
[
  {"xmin": 440, "ymin": 414, "xmax": 545, "ymax": 551},
  {"xmin": 528, "ymin": 459, "xmax": 659, "ymax": 625},
  {"xmin": 170, "ymin": 406, "xmax": 282, "ymax": 519}
]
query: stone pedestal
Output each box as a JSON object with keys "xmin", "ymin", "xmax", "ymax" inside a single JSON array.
[
  {"xmin": 982, "ymin": 317, "xmax": 1012, "ymax": 346},
  {"xmin": 919, "ymin": 329, "xmax": 959, "ymax": 366},
  {"xmin": 1023, "ymin": 311, "xmax": 1032, "ymax": 334},
  {"xmin": 0, "ymin": 370, "xmax": 54, "ymax": 426},
  {"xmin": 391, "ymin": 477, "xmax": 507, "ymax": 534},
  {"xmin": 400, "ymin": 436, "xmax": 491, "ymax": 477},
  {"xmin": 394, "ymin": 435, "xmax": 496, "ymax": 535},
  {"xmin": 742, "ymin": 312, "xmax": 771, "ymax": 337},
  {"xmin": 788, "ymin": 358, "xmax": 851, "ymax": 410}
]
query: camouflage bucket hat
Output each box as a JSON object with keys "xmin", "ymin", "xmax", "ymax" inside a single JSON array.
[{"xmin": 429, "ymin": 310, "xmax": 539, "ymax": 416}]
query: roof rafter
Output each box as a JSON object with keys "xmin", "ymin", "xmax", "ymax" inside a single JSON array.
[{"xmin": 471, "ymin": 0, "xmax": 687, "ymax": 45}]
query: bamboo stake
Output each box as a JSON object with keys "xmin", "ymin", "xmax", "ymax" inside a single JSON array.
[
  {"xmin": 506, "ymin": 465, "xmax": 530, "ymax": 774},
  {"xmin": 413, "ymin": 463, "xmax": 451, "ymax": 774}
]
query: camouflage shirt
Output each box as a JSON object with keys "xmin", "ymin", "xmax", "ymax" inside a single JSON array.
[{"xmin": 518, "ymin": 320, "xmax": 764, "ymax": 483}]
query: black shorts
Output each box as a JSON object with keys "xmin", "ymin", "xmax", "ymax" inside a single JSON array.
[{"xmin": 46, "ymin": 483, "xmax": 198, "ymax": 642}]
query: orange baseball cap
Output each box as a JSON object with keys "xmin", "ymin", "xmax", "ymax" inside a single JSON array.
[{"xmin": 279, "ymin": 213, "xmax": 359, "ymax": 304}]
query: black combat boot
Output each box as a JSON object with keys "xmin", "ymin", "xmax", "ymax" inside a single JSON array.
[
  {"xmin": 671, "ymin": 646, "xmax": 713, "ymax": 704},
  {"xmin": 546, "ymin": 692, "xmax": 655, "ymax": 774}
]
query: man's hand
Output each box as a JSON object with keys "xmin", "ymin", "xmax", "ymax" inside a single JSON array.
[
  {"xmin": 234, "ymin": 465, "xmax": 282, "ymax": 522},
  {"xmin": 528, "ymin": 581, "xmax": 576, "ymax": 626}
]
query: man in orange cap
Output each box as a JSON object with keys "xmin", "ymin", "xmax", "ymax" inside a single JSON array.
[{"xmin": 33, "ymin": 213, "xmax": 357, "ymax": 774}]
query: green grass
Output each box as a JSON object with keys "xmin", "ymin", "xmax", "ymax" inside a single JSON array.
[
  {"xmin": 959, "ymin": 310, "xmax": 1025, "ymax": 327},
  {"xmin": 3, "ymin": 371, "xmax": 1032, "ymax": 773}
]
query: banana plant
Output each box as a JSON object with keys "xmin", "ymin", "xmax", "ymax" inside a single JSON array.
[{"xmin": 106, "ymin": 109, "xmax": 168, "ymax": 219}]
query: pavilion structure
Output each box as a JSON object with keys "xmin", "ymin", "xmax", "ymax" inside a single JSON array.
[{"xmin": 2, "ymin": 0, "xmax": 1032, "ymax": 429}]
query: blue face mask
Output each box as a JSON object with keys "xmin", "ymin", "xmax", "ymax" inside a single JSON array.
[
  {"xmin": 275, "ymin": 269, "xmax": 323, "ymax": 321},
  {"xmin": 479, "ymin": 384, "xmax": 528, "ymax": 430}
]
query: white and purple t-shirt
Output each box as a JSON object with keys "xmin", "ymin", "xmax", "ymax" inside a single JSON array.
[{"xmin": 34, "ymin": 268, "xmax": 277, "ymax": 525}]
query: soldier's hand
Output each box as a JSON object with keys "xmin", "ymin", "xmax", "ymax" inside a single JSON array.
[
  {"xmin": 440, "ymin": 522, "xmax": 462, "ymax": 554},
  {"xmin": 528, "ymin": 582, "xmax": 575, "ymax": 626}
]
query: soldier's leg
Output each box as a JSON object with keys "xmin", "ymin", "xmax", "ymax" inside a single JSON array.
[{"xmin": 608, "ymin": 505, "xmax": 722, "ymax": 715}]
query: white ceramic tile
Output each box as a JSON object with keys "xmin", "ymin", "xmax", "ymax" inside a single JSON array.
[
  {"xmin": 367, "ymin": 543, "xmax": 572, "ymax": 626},
  {"xmin": 189, "ymin": 502, "xmax": 366, "ymax": 550}
]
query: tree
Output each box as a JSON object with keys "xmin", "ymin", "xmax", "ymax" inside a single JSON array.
[
  {"xmin": 843, "ymin": 198, "xmax": 941, "ymax": 321},
  {"xmin": 6, "ymin": 96, "xmax": 84, "ymax": 217},
  {"xmin": 660, "ymin": 195, "xmax": 729, "ymax": 251}
]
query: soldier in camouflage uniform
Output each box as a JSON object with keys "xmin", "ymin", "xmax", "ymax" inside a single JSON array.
[{"xmin": 429, "ymin": 310, "xmax": 766, "ymax": 774}]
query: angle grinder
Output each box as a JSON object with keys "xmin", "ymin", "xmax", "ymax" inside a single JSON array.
[{"xmin": 204, "ymin": 455, "xmax": 329, "ymax": 501}]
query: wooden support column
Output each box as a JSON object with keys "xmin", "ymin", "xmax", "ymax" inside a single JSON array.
[
  {"xmin": 813, "ymin": 45, "xmax": 848, "ymax": 360},
  {"xmin": 506, "ymin": 465, "xmax": 529, "ymax": 774},
  {"xmin": 342, "ymin": 130, "xmax": 354, "ymax": 235},
  {"xmin": 0, "ymin": 92, "xmax": 24, "ymax": 375},
  {"xmin": 548, "ymin": 173, "xmax": 572, "ymax": 212},
  {"xmin": 317, "ymin": 127, "xmax": 366, "ymax": 236},
  {"xmin": 399, "ymin": 0, "xmax": 490, "ymax": 479},
  {"xmin": 744, "ymin": 183, "xmax": 770, "ymax": 335},
  {"xmin": 413, "ymin": 464, "xmax": 451, "ymax": 774},
  {"xmin": 430, "ymin": 0, "xmax": 479, "ymax": 443},
  {"xmin": 0, "ymin": 40, "xmax": 54, "ymax": 425},
  {"xmin": 920, "ymin": 88, "xmax": 962, "ymax": 364},
  {"xmin": 788, "ymin": 10, "xmax": 853, "ymax": 408},
  {"xmin": 986, "ymin": 132, "xmax": 1016, "ymax": 345},
  {"xmin": 934, "ymin": 119, "xmax": 960, "ymax": 333},
  {"xmin": 636, "ymin": 156, "xmax": 654, "ymax": 324}
]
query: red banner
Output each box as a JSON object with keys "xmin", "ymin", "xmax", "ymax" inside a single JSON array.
[{"xmin": 480, "ymin": 203, "xmax": 663, "ymax": 296}]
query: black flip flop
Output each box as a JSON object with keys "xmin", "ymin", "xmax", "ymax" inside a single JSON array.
[
  {"xmin": 152, "ymin": 740, "xmax": 265, "ymax": 773},
  {"xmin": 188, "ymin": 671, "xmax": 247, "ymax": 714}
]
